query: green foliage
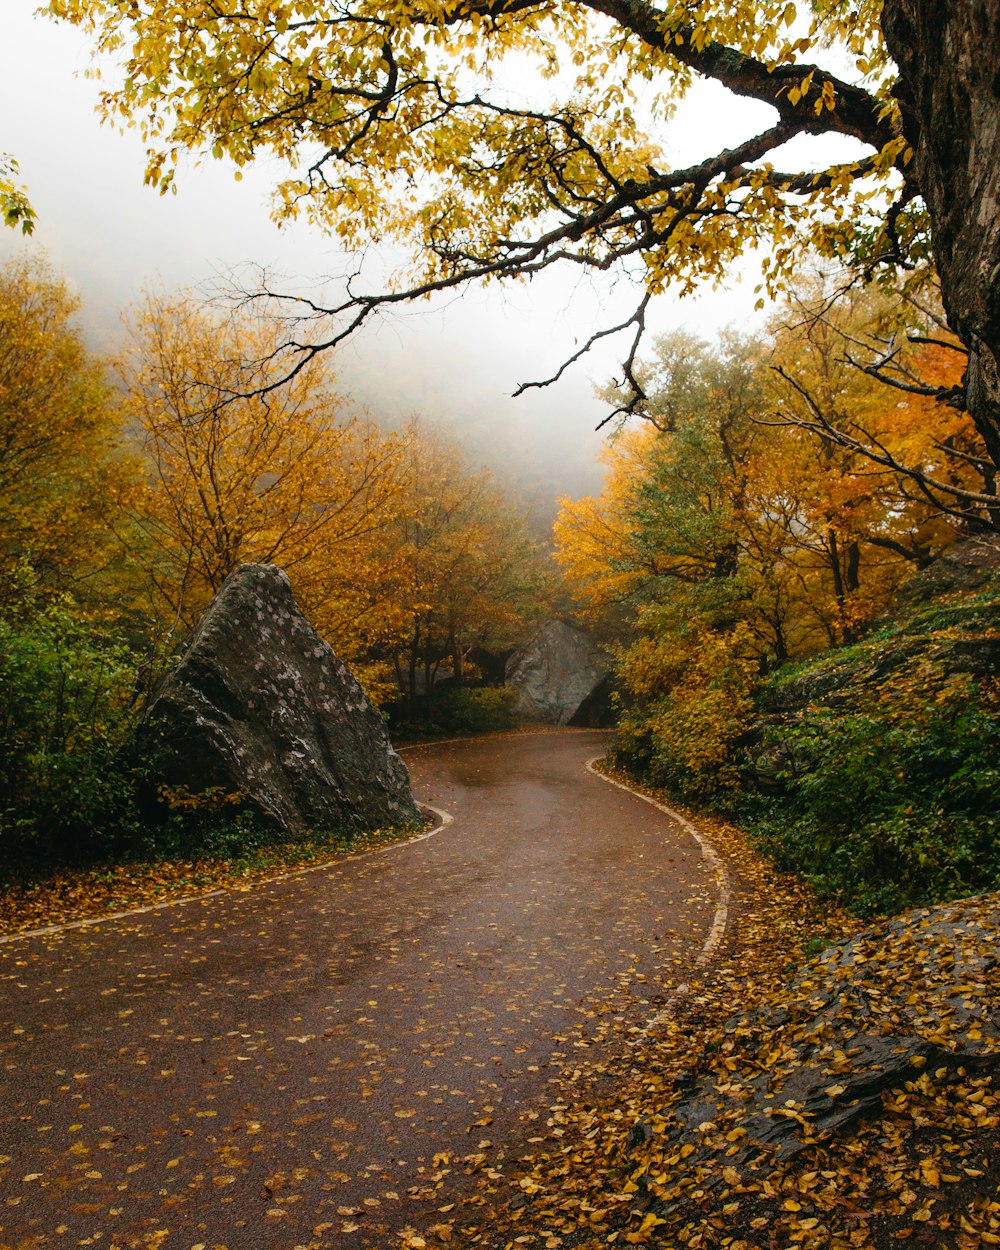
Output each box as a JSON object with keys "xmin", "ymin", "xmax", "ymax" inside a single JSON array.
[
  {"xmin": 393, "ymin": 686, "xmax": 519, "ymax": 740},
  {"xmin": 436, "ymin": 687, "xmax": 519, "ymax": 735},
  {"xmin": 743, "ymin": 671, "xmax": 1000, "ymax": 914},
  {"xmin": 127, "ymin": 796, "xmax": 351, "ymax": 866},
  {"xmin": 0, "ymin": 601, "xmax": 408, "ymax": 871},
  {"xmin": 0, "ymin": 601, "xmax": 142, "ymax": 859}
]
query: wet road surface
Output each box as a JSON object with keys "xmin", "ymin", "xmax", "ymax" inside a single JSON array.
[{"xmin": 0, "ymin": 730, "xmax": 724, "ymax": 1249}]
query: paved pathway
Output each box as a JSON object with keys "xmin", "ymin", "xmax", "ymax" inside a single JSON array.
[{"xmin": 0, "ymin": 730, "xmax": 726, "ymax": 1249}]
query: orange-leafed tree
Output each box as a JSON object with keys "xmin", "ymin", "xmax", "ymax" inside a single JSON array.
[
  {"xmin": 0, "ymin": 255, "xmax": 139, "ymax": 614},
  {"xmin": 121, "ymin": 294, "xmax": 412, "ymax": 673},
  {"xmin": 767, "ymin": 281, "xmax": 991, "ymax": 542}
]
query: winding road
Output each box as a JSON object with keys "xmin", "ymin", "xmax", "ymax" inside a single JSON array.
[{"xmin": 0, "ymin": 730, "xmax": 728, "ymax": 1250}]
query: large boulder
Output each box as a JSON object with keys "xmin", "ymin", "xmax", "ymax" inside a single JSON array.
[
  {"xmin": 141, "ymin": 564, "xmax": 420, "ymax": 834},
  {"xmin": 505, "ymin": 619, "xmax": 611, "ymax": 726}
]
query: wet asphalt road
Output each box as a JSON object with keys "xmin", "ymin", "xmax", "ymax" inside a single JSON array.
[{"xmin": 0, "ymin": 730, "xmax": 723, "ymax": 1250}]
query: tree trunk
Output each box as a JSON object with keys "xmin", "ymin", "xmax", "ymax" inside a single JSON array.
[
  {"xmin": 845, "ymin": 541, "xmax": 861, "ymax": 594},
  {"xmin": 843, "ymin": 540, "xmax": 861, "ymax": 644},
  {"xmin": 882, "ymin": 0, "xmax": 1000, "ymax": 472},
  {"xmin": 451, "ymin": 629, "xmax": 465, "ymax": 686},
  {"xmin": 407, "ymin": 626, "xmax": 420, "ymax": 721},
  {"xmin": 828, "ymin": 529, "xmax": 846, "ymax": 610}
]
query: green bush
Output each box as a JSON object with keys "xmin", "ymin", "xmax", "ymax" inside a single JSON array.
[
  {"xmin": 393, "ymin": 685, "xmax": 519, "ymax": 739},
  {"xmin": 739, "ymin": 677, "xmax": 1000, "ymax": 914},
  {"xmin": 0, "ymin": 605, "xmax": 419, "ymax": 875},
  {"xmin": 0, "ymin": 602, "xmax": 143, "ymax": 860},
  {"xmin": 431, "ymin": 686, "xmax": 519, "ymax": 735}
]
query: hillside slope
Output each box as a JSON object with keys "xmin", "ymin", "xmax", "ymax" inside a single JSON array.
[{"xmin": 740, "ymin": 537, "xmax": 1000, "ymax": 914}]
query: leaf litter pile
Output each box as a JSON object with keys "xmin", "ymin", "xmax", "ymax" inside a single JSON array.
[{"xmin": 430, "ymin": 768, "xmax": 1000, "ymax": 1250}]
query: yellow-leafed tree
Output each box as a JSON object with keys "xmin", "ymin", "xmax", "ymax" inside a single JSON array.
[
  {"xmin": 385, "ymin": 423, "xmax": 552, "ymax": 713},
  {"xmin": 0, "ymin": 255, "xmax": 139, "ymax": 615},
  {"xmin": 121, "ymin": 294, "xmax": 412, "ymax": 682},
  {"xmin": 555, "ymin": 299, "xmax": 974, "ymax": 794}
]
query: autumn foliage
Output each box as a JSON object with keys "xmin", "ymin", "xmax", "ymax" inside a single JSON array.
[
  {"xmin": 0, "ymin": 258, "xmax": 548, "ymax": 861},
  {"xmin": 0, "ymin": 257, "xmax": 139, "ymax": 611},
  {"xmin": 553, "ymin": 280, "xmax": 999, "ymax": 911}
]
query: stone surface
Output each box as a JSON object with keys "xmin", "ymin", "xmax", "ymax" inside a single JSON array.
[
  {"xmin": 628, "ymin": 895, "xmax": 1000, "ymax": 1206},
  {"xmin": 504, "ymin": 620, "xmax": 611, "ymax": 726},
  {"xmin": 142, "ymin": 564, "xmax": 420, "ymax": 833},
  {"xmin": 744, "ymin": 539, "xmax": 1000, "ymax": 790},
  {"xmin": 895, "ymin": 535, "xmax": 1000, "ymax": 605}
]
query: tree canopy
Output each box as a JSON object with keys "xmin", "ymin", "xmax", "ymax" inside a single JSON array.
[
  {"xmin": 52, "ymin": 1, "xmax": 1000, "ymax": 481},
  {"xmin": 53, "ymin": 2, "xmax": 913, "ymax": 375},
  {"xmin": 0, "ymin": 256, "xmax": 137, "ymax": 609},
  {"xmin": 0, "ymin": 154, "xmax": 34, "ymax": 236}
]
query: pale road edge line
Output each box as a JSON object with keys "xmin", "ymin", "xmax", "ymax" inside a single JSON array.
[
  {"xmin": 585, "ymin": 757, "xmax": 731, "ymax": 1028},
  {"xmin": 0, "ymin": 805, "xmax": 455, "ymax": 947}
]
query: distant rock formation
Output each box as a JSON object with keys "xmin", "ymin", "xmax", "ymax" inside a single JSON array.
[
  {"xmin": 505, "ymin": 619, "xmax": 611, "ymax": 726},
  {"xmin": 142, "ymin": 564, "xmax": 420, "ymax": 834}
]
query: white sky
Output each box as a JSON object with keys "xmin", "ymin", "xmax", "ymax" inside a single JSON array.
[{"xmin": 0, "ymin": 1, "xmax": 863, "ymax": 512}]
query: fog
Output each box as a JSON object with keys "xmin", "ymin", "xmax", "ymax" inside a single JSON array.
[{"xmin": 0, "ymin": 1, "xmax": 823, "ymax": 530}]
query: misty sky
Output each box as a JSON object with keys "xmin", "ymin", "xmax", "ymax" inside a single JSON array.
[{"xmin": 1, "ymin": 2, "xmax": 860, "ymax": 521}]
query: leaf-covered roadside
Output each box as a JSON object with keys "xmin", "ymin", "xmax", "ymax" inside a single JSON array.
[
  {"xmin": 432, "ymin": 770, "xmax": 1000, "ymax": 1250},
  {"xmin": 0, "ymin": 820, "xmax": 426, "ymax": 940}
]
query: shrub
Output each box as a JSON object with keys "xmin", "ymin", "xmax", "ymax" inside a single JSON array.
[
  {"xmin": 740, "ymin": 672, "xmax": 1000, "ymax": 914},
  {"xmin": 613, "ymin": 624, "xmax": 758, "ymax": 799},
  {"xmin": 431, "ymin": 686, "xmax": 519, "ymax": 735},
  {"xmin": 0, "ymin": 602, "xmax": 142, "ymax": 860}
]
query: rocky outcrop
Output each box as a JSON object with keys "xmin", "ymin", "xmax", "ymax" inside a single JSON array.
[
  {"xmin": 505, "ymin": 620, "xmax": 611, "ymax": 726},
  {"xmin": 142, "ymin": 564, "xmax": 420, "ymax": 834},
  {"xmin": 628, "ymin": 894, "xmax": 1000, "ymax": 1202},
  {"xmin": 895, "ymin": 535, "xmax": 1000, "ymax": 605},
  {"xmin": 744, "ymin": 538, "xmax": 1000, "ymax": 789}
]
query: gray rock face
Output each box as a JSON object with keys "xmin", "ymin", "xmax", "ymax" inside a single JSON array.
[
  {"xmin": 627, "ymin": 895, "xmax": 1000, "ymax": 1213},
  {"xmin": 505, "ymin": 620, "xmax": 610, "ymax": 725},
  {"xmin": 142, "ymin": 564, "xmax": 420, "ymax": 834},
  {"xmin": 896, "ymin": 535, "xmax": 1000, "ymax": 605}
]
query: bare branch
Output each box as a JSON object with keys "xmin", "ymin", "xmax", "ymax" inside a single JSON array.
[
  {"xmin": 907, "ymin": 333, "xmax": 968, "ymax": 355},
  {"xmin": 845, "ymin": 353, "xmax": 966, "ymax": 406},
  {"xmin": 766, "ymin": 365, "xmax": 998, "ymax": 512}
]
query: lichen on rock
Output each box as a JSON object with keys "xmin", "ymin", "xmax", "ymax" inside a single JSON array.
[{"xmin": 141, "ymin": 564, "xmax": 420, "ymax": 835}]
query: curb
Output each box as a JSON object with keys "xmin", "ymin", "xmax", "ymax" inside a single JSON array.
[
  {"xmin": 585, "ymin": 758, "xmax": 731, "ymax": 1027},
  {"xmin": 0, "ymin": 805, "xmax": 454, "ymax": 947}
]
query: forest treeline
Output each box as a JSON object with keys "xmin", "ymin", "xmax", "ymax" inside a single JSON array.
[
  {"xmin": 2, "ymin": 249, "xmax": 998, "ymax": 915},
  {"xmin": 0, "ymin": 255, "xmax": 551, "ymax": 863},
  {"xmin": 554, "ymin": 279, "xmax": 999, "ymax": 914}
]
